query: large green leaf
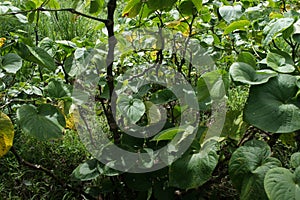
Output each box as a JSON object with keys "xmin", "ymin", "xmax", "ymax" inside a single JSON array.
[
  {"xmin": 264, "ymin": 167, "xmax": 300, "ymax": 200},
  {"xmin": 15, "ymin": 43, "xmax": 56, "ymax": 71},
  {"xmin": 219, "ymin": 5, "xmax": 243, "ymax": 23},
  {"xmin": 169, "ymin": 139, "xmax": 219, "ymax": 189},
  {"xmin": 263, "ymin": 18, "xmax": 294, "ymax": 45},
  {"xmin": 17, "ymin": 104, "xmax": 65, "ymax": 140},
  {"xmin": 244, "ymin": 74, "xmax": 300, "ymax": 133},
  {"xmin": 1, "ymin": 53, "xmax": 22, "ymax": 74},
  {"xmin": 117, "ymin": 95, "xmax": 145, "ymax": 123},
  {"xmin": 224, "ymin": 20, "xmax": 251, "ymax": 34},
  {"xmin": 72, "ymin": 159, "xmax": 100, "ymax": 181},
  {"xmin": 0, "ymin": 112, "xmax": 14, "ymax": 158},
  {"xmin": 27, "ymin": 46, "xmax": 56, "ymax": 71},
  {"xmin": 266, "ymin": 52, "xmax": 295, "ymax": 73},
  {"xmin": 44, "ymin": 79, "xmax": 71, "ymax": 99},
  {"xmin": 230, "ymin": 62, "xmax": 277, "ymax": 85},
  {"xmin": 229, "ymin": 140, "xmax": 281, "ymax": 200}
]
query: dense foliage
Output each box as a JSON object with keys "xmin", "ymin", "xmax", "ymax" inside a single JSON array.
[{"xmin": 1, "ymin": 0, "xmax": 300, "ymax": 199}]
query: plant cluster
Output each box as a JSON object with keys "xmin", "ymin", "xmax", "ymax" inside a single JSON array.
[{"xmin": 0, "ymin": 0, "xmax": 300, "ymax": 199}]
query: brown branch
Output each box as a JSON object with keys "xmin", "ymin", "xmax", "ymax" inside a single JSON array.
[
  {"xmin": 104, "ymin": 0, "xmax": 120, "ymax": 144},
  {"xmin": 0, "ymin": 7, "xmax": 108, "ymax": 24},
  {"xmin": 10, "ymin": 146, "xmax": 96, "ymax": 200}
]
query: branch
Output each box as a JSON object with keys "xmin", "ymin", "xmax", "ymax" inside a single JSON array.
[
  {"xmin": 0, "ymin": 7, "xmax": 109, "ymax": 25},
  {"xmin": 104, "ymin": 0, "xmax": 119, "ymax": 144},
  {"xmin": 10, "ymin": 146, "xmax": 97, "ymax": 200}
]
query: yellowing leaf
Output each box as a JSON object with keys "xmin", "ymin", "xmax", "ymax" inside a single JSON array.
[
  {"xmin": 122, "ymin": 0, "xmax": 142, "ymax": 18},
  {"xmin": 66, "ymin": 113, "xmax": 77, "ymax": 130},
  {"xmin": 0, "ymin": 112, "xmax": 14, "ymax": 158},
  {"xmin": 0, "ymin": 38, "xmax": 6, "ymax": 47}
]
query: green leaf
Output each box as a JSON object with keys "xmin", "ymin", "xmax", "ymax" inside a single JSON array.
[
  {"xmin": 293, "ymin": 19, "xmax": 300, "ymax": 43},
  {"xmin": 244, "ymin": 74, "xmax": 300, "ymax": 133},
  {"xmin": 1, "ymin": 53, "xmax": 22, "ymax": 74},
  {"xmin": 264, "ymin": 167, "xmax": 300, "ymax": 200},
  {"xmin": 229, "ymin": 140, "xmax": 281, "ymax": 200},
  {"xmin": 221, "ymin": 110, "xmax": 248, "ymax": 140},
  {"xmin": 15, "ymin": 43, "xmax": 56, "ymax": 71},
  {"xmin": 192, "ymin": 0, "xmax": 202, "ymax": 12},
  {"xmin": 230, "ymin": 62, "xmax": 277, "ymax": 85},
  {"xmin": 237, "ymin": 52, "xmax": 257, "ymax": 68},
  {"xmin": 97, "ymin": 162, "xmax": 121, "ymax": 176},
  {"xmin": 219, "ymin": 5, "xmax": 243, "ymax": 23},
  {"xmin": 151, "ymin": 127, "xmax": 185, "ymax": 142},
  {"xmin": 46, "ymin": 0, "xmax": 60, "ymax": 9},
  {"xmin": 144, "ymin": 101, "xmax": 164, "ymax": 125},
  {"xmin": 150, "ymin": 89, "xmax": 177, "ymax": 104},
  {"xmin": 179, "ymin": 1, "xmax": 197, "ymax": 16},
  {"xmin": 72, "ymin": 159, "xmax": 100, "ymax": 181},
  {"xmin": 0, "ymin": 112, "xmax": 14, "ymax": 158},
  {"xmin": 117, "ymin": 95, "xmax": 145, "ymax": 123},
  {"xmin": 89, "ymin": 0, "xmax": 101, "ymax": 14},
  {"xmin": 263, "ymin": 18, "xmax": 294, "ymax": 45},
  {"xmin": 169, "ymin": 139, "xmax": 219, "ymax": 189},
  {"xmin": 17, "ymin": 104, "xmax": 65, "ymax": 140},
  {"xmin": 290, "ymin": 152, "xmax": 300, "ymax": 168},
  {"xmin": 44, "ymin": 79, "xmax": 71, "ymax": 99},
  {"xmin": 15, "ymin": 14, "xmax": 28, "ymax": 23},
  {"xmin": 146, "ymin": 0, "xmax": 177, "ymax": 11},
  {"xmin": 266, "ymin": 52, "xmax": 295, "ymax": 73},
  {"xmin": 122, "ymin": 0, "xmax": 142, "ymax": 18},
  {"xmin": 224, "ymin": 20, "xmax": 251, "ymax": 34},
  {"xmin": 198, "ymin": 70, "xmax": 228, "ymax": 101}
]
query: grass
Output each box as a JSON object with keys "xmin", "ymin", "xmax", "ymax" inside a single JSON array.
[{"xmin": 0, "ymin": 130, "xmax": 90, "ymax": 200}]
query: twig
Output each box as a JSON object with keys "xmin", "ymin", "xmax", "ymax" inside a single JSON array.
[
  {"xmin": 0, "ymin": 7, "xmax": 109, "ymax": 25},
  {"xmin": 10, "ymin": 146, "xmax": 96, "ymax": 200}
]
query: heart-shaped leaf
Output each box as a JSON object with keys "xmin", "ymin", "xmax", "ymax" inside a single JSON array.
[
  {"xmin": 44, "ymin": 79, "xmax": 71, "ymax": 99},
  {"xmin": 1, "ymin": 53, "xmax": 22, "ymax": 74},
  {"xmin": 264, "ymin": 166, "xmax": 300, "ymax": 200},
  {"xmin": 229, "ymin": 140, "xmax": 281, "ymax": 200},
  {"xmin": 266, "ymin": 52, "xmax": 295, "ymax": 73},
  {"xmin": 17, "ymin": 104, "xmax": 65, "ymax": 140},
  {"xmin": 117, "ymin": 95, "xmax": 145, "ymax": 123},
  {"xmin": 0, "ymin": 112, "xmax": 14, "ymax": 157},
  {"xmin": 230, "ymin": 62, "xmax": 277, "ymax": 85},
  {"xmin": 219, "ymin": 5, "xmax": 243, "ymax": 23},
  {"xmin": 169, "ymin": 139, "xmax": 219, "ymax": 189},
  {"xmin": 244, "ymin": 74, "xmax": 300, "ymax": 133}
]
